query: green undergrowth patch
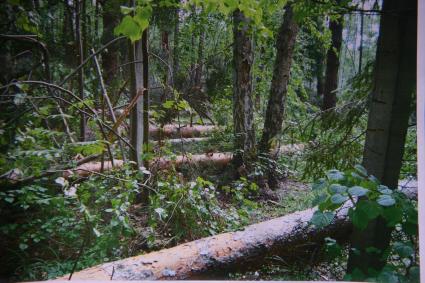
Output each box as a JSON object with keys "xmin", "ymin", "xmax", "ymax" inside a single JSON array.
[{"xmin": 249, "ymin": 180, "xmax": 316, "ymax": 223}]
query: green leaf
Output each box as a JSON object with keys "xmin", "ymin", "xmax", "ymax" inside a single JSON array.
[
  {"xmin": 326, "ymin": 169, "xmax": 344, "ymax": 181},
  {"xmin": 377, "ymin": 194, "xmax": 396, "ymax": 206},
  {"xmin": 13, "ymin": 93, "xmax": 27, "ymax": 105},
  {"xmin": 4, "ymin": 197, "xmax": 14, "ymax": 203},
  {"xmin": 312, "ymin": 178, "xmax": 326, "ymax": 191},
  {"xmin": 93, "ymin": 228, "xmax": 101, "ymax": 237},
  {"xmin": 348, "ymin": 186, "xmax": 369, "ymax": 197},
  {"xmin": 154, "ymin": 207, "xmax": 167, "ymax": 220},
  {"xmin": 356, "ymin": 200, "xmax": 382, "ymax": 220},
  {"xmin": 114, "ymin": 15, "xmax": 142, "ymax": 42},
  {"xmin": 382, "ymin": 206, "xmax": 403, "ymax": 226},
  {"xmin": 330, "ymin": 193, "xmax": 348, "ymax": 204},
  {"xmin": 324, "ymin": 237, "xmax": 342, "ymax": 258},
  {"xmin": 377, "ymin": 270, "xmax": 399, "ymax": 283},
  {"xmin": 162, "ymin": 100, "xmax": 175, "ymax": 109},
  {"xmin": 19, "ymin": 243, "xmax": 28, "ymax": 250},
  {"xmin": 329, "ymin": 184, "xmax": 347, "ymax": 194},
  {"xmin": 312, "ymin": 193, "xmax": 327, "ymax": 206},
  {"xmin": 134, "ymin": 6, "xmax": 151, "ymax": 32},
  {"xmin": 349, "ymin": 207, "xmax": 369, "ymax": 230},
  {"xmin": 354, "ymin": 164, "xmax": 368, "ymax": 176},
  {"xmin": 120, "ymin": 6, "xmax": 134, "ymax": 15},
  {"xmin": 408, "ymin": 266, "xmax": 420, "ymax": 283},
  {"xmin": 310, "ymin": 210, "xmax": 335, "ymax": 228},
  {"xmin": 365, "ymin": 246, "xmax": 381, "ymax": 254},
  {"xmin": 402, "ymin": 221, "xmax": 418, "ymax": 236},
  {"xmin": 377, "ymin": 185, "xmax": 392, "ymax": 195},
  {"xmin": 393, "ymin": 242, "xmax": 414, "ymax": 258}
]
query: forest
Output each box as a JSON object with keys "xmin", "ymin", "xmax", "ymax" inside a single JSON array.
[{"xmin": 0, "ymin": 0, "xmax": 419, "ymax": 281}]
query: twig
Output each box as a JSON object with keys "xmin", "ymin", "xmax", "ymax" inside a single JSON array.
[
  {"xmin": 1, "ymin": 81, "xmax": 134, "ymax": 150},
  {"xmin": 60, "ymin": 36, "xmax": 125, "ymax": 86},
  {"xmin": 91, "ymin": 48, "xmax": 127, "ymax": 163}
]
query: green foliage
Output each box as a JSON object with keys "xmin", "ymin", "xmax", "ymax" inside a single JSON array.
[
  {"xmin": 148, "ymin": 176, "xmax": 255, "ymax": 244},
  {"xmin": 296, "ymin": 62, "xmax": 374, "ymax": 180},
  {"xmin": 310, "ymin": 165, "xmax": 418, "ymax": 281},
  {"xmin": 0, "ymin": 165, "xmax": 140, "ymax": 280},
  {"xmin": 115, "ymin": 3, "xmax": 152, "ymax": 42}
]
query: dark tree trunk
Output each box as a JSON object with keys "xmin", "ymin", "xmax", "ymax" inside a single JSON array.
[
  {"xmin": 322, "ymin": 10, "xmax": 343, "ymax": 111},
  {"xmin": 173, "ymin": 3, "xmax": 180, "ymax": 86},
  {"xmin": 347, "ymin": 0, "xmax": 416, "ymax": 275},
  {"xmin": 259, "ymin": 5, "xmax": 299, "ymax": 154},
  {"xmin": 358, "ymin": 1, "xmax": 365, "ymax": 74},
  {"xmin": 63, "ymin": 1, "xmax": 75, "ymax": 66},
  {"xmin": 101, "ymin": 0, "xmax": 121, "ymax": 86},
  {"xmin": 194, "ymin": 27, "xmax": 205, "ymax": 88},
  {"xmin": 315, "ymin": 17, "xmax": 326, "ymax": 99},
  {"xmin": 75, "ymin": 0, "xmax": 86, "ymax": 141},
  {"xmin": 232, "ymin": 10, "xmax": 255, "ymax": 168}
]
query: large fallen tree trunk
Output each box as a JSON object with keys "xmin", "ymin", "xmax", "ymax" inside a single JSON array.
[
  {"xmin": 53, "ymin": 184, "xmax": 417, "ymax": 281},
  {"xmin": 63, "ymin": 144, "xmax": 305, "ymax": 178},
  {"xmin": 87, "ymin": 123, "xmax": 217, "ymax": 141},
  {"xmin": 58, "ymin": 205, "xmax": 352, "ymax": 280}
]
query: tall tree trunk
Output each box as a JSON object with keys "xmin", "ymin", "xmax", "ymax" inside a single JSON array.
[
  {"xmin": 173, "ymin": 3, "xmax": 180, "ymax": 85},
  {"xmin": 142, "ymin": 29, "xmax": 149, "ymax": 169},
  {"xmin": 322, "ymin": 8, "xmax": 343, "ymax": 111},
  {"xmin": 316, "ymin": 20, "xmax": 326, "ymax": 99},
  {"xmin": 63, "ymin": 0, "xmax": 75, "ymax": 66},
  {"xmin": 194, "ymin": 27, "xmax": 205, "ymax": 88},
  {"xmin": 259, "ymin": 5, "xmax": 299, "ymax": 154},
  {"xmin": 128, "ymin": 38, "xmax": 144, "ymax": 169},
  {"xmin": 358, "ymin": 1, "xmax": 365, "ymax": 74},
  {"xmin": 75, "ymin": 0, "xmax": 86, "ymax": 141},
  {"xmin": 101, "ymin": 0, "xmax": 121, "ymax": 86},
  {"xmin": 347, "ymin": 0, "xmax": 416, "ymax": 275},
  {"xmin": 232, "ymin": 10, "xmax": 255, "ymax": 168}
]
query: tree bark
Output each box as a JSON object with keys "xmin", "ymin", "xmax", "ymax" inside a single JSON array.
[
  {"xmin": 315, "ymin": 17, "xmax": 326, "ymax": 99},
  {"xmin": 128, "ymin": 38, "xmax": 144, "ymax": 169},
  {"xmin": 173, "ymin": 4, "xmax": 180, "ymax": 85},
  {"xmin": 75, "ymin": 0, "xmax": 87, "ymax": 141},
  {"xmin": 232, "ymin": 10, "xmax": 255, "ymax": 168},
  {"xmin": 52, "ymin": 184, "xmax": 417, "ymax": 281},
  {"xmin": 63, "ymin": 144, "xmax": 305, "ymax": 178},
  {"xmin": 259, "ymin": 5, "xmax": 299, "ymax": 153},
  {"xmin": 56, "ymin": 204, "xmax": 353, "ymax": 280},
  {"xmin": 149, "ymin": 124, "xmax": 216, "ymax": 139},
  {"xmin": 101, "ymin": 0, "xmax": 121, "ymax": 86},
  {"xmin": 347, "ymin": 0, "xmax": 416, "ymax": 275},
  {"xmin": 322, "ymin": 7, "xmax": 343, "ymax": 111},
  {"xmin": 358, "ymin": 0, "xmax": 365, "ymax": 74},
  {"xmin": 142, "ymin": 29, "xmax": 149, "ymax": 168}
]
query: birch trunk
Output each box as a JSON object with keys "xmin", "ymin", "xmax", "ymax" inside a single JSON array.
[{"xmin": 128, "ymin": 38, "xmax": 144, "ymax": 169}]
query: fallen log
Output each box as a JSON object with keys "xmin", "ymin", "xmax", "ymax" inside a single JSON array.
[
  {"xmin": 152, "ymin": 137, "xmax": 210, "ymax": 146},
  {"xmin": 57, "ymin": 204, "xmax": 352, "ymax": 280},
  {"xmin": 53, "ymin": 184, "xmax": 417, "ymax": 281},
  {"xmin": 149, "ymin": 124, "xmax": 217, "ymax": 139},
  {"xmin": 153, "ymin": 152, "xmax": 233, "ymax": 171},
  {"xmin": 63, "ymin": 144, "xmax": 306, "ymax": 178},
  {"xmin": 63, "ymin": 160, "xmax": 124, "ymax": 178}
]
